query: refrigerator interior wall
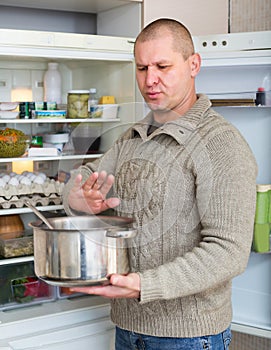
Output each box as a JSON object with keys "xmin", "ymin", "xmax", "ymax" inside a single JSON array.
[
  {"xmin": 196, "ymin": 60, "xmax": 271, "ymax": 333},
  {"xmin": 0, "ymin": 5, "xmax": 97, "ymax": 35},
  {"xmin": 0, "ymin": 1, "xmax": 142, "ymax": 38}
]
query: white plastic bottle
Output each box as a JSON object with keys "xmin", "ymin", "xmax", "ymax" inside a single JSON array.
[
  {"xmin": 43, "ymin": 62, "xmax": 62, "ymax": 104},
  {"xmin": 88, "ymin": 88, "xmax": 99, "ymax": 117}
]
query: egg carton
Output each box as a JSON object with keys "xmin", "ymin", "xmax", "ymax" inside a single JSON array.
[
  {"xmin": 0, "ymin": 179, "xmax": 64, "ymax": 200},
  {"xmin": 0, "ymin": 194, "xmax": 62, "ymax": 209}
]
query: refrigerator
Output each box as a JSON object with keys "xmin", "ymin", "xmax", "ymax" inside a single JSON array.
[
  {"xmin": 0, "ymin": 28, "xmax": 136, "ymax": 349},
  {"xmin": 0, "ymin": 28, "xmax": 270, "ymax": 348},
  {"xmin": 194, "ymin": 30, "xmax": 271, "ymax": 340}
]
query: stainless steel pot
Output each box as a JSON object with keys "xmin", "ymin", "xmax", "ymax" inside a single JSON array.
[{"xmin": 29, "ymin": 215, "xmax": 136, "ymax": 287}]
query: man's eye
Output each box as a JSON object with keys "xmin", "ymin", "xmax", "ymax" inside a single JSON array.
[
  {"xmin": 158, "ymin": 65, "xmax": 168, "ymax": 70},
  {"xmin": 137, "ymin": 66, "xmax": 146, "ymax": 71}
]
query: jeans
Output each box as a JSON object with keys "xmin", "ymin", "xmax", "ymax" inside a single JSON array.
[{"xmin": 115, "ymin": 326, "xmax": 232, "ymax": 350}]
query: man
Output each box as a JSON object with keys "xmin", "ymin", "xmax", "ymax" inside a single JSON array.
[{"xmin": 63, "ymin": 18, "xmax": 257, "ymax": 350}]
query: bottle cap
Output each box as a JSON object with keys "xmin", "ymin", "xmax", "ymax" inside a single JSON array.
[
  {"xmin": 257, "ymin": 184, "xmax": 271, "ymax": 192},
  {"xmin": 89, "ymin": 88, "xmax": 97, "ymax": 94},
  {"xmin": 48, "ymin": 62, "xmax": 59, "ymax": 68},
  {"xmin": 258, "ymin": 87, "xmax": 265, "ymax": 92}
]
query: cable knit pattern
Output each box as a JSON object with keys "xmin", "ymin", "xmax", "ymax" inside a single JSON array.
[{"xmin": 63, "ymin": 94, "xmax": 257, "ymax": 337}]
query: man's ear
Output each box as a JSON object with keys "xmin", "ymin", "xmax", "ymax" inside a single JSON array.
[{"xmin": 190, "ymin": 53, "xmax": 201, "ymax": 77}]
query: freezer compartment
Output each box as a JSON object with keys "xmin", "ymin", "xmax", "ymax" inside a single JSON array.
[{"xmin": 0, "ymin": 260, "xmax": 56, "ymax": 310}]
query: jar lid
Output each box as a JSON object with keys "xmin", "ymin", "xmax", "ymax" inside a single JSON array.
[
  {"xmin": 257, "ymin": 184, "xmax": 271, "ymax": 192},
  {"xmin": 68, "ymin": 90, "xmax": 89, "ymax": 94}
]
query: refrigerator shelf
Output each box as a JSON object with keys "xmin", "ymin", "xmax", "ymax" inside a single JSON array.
[
  {"xmin": 0, "ymin": 204, "xmax": 64, "ymax": 216},
  {"xmin": 0, "ymin": 118, "xmax": 120, "ymax": 124},
  {"xmin": 0, "ymin": 153, "xmax": 103, "ymax": 163}
]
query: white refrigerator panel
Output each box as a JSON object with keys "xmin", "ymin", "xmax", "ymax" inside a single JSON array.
[{"xmin": 196, "ymin": 33, "xmax": 271, "ymax": 337}]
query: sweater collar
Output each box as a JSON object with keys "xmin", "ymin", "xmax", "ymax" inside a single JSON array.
[{"xmin": 131, "ymin": 94, "xmax": 212, "ymax": 145}]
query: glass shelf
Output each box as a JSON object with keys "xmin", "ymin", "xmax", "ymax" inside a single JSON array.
[
  {"xmin": 0, "ymin": 204, "xmax": 64, "ymax": 216},
  {"xmin": 0, "ymin": 153, "xmax": 102, "ymax": 163},
  {"xmin": 0, "ymin": 255, "xmax": 34, "ymax": 266},
  {"xmin": 0, "ymin": 118, "xmax": 120, "ymax": 124}
]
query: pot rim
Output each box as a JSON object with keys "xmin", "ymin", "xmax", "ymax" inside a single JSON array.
[{"xmin": 29, "ymin": 215, "xmax": 134, "ymax": 232}]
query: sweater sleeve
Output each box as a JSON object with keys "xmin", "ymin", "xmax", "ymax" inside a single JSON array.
[{"xmin": 139, "ymin": 129, "xmax": 258, "ymax": 303}]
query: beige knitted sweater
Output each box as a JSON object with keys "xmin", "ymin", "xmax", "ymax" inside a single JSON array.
[{"xmin": 63, "ymin": 94, "xmax": 257, "ymax": 337}]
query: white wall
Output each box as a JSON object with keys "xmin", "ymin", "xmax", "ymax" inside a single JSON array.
[{"xmin": 143, "ymin": 0, "xmax": 228, "ymax": 35}]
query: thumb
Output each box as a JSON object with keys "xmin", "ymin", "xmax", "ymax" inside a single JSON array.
[
  {"xmin": 73, "ymin": 173, "xmax": 83, "ymax": 190},
  {"xmin": 104, "ymin": 197, "xmax": 121, "ymax": 209},
  {"xmin": 110, "ymin": 273, "xmax": 140, "ymax": 291}
]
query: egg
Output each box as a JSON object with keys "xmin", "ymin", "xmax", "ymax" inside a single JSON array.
[
  {"xmin": 20, "ymin": 176, "xmax": 31, "ymax": 185},
  {"xmin": 8, "ymin": 177, "xmax": 19, "ymax": 186},
  {"xmin": 2, "ymin": 174, "xmax": 10, "ymax": 183},
  {"xmin": 25, "ymin": 172, "xmax": 33, "ymax": 178},
  {"xmin": 0, "ymin": 178, "xmax": 6, "ymax": 187},
  {"xmin": 37, "ymin": 172, "xmax": 47, "ymax": 180},
  {"xmin": 33, "ymin": 176, "xmax": 45, "ymax": 184},
  {"xmin": 29, "ymin": 174, "xmax": 37, "ymax": 182}
]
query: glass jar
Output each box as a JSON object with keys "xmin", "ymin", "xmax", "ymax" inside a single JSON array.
[{"xmin": 67, "ymin": 90, "xmax": 89, "ymax": 119}]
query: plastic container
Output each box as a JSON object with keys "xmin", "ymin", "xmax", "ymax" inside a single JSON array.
[
  {"xmin": 11, "ymin": 276, "xmax": 52, "ymax": 303},
  {"xmin": 43, "ymin": 132, "xmax": 68, "ymax": 151},
  {"xmin": 0, "ymin": 235, "xmax": 33, "ymax": 258},
  {"xmin": 43, "ymin": 62, "xmax": 62, "ymax": 104},
  {"xmin": 253, "ymin": 223, "xmax": 270, "ymax": 253},
  {"xmin": 94, "ymin": 104, "xmax": 119, "ymax": 119},
  {"xmin": 34, "ymin": 110, "xmax": 66, "ymax": 119},
  {"xmin": 253, "ymin": 184, "xmax": 271, "ymax": 253},
  {"xmin": 67, "ymin": 90, "xmax": 89, "ymax": 118},
  {"xmin": 0, "ymin": 261, "xmax": 56, "ymax": 310},
  {"xmin": 88, "ymin": 88, "xmax": 99, "ymax": 117},
  {"xmin": 254, "ymin": 184, "xmax": 271, "ymax": 224},
  {"xmin": 43, "ymin": 133, "xmax": 69, "ymax": 144}
]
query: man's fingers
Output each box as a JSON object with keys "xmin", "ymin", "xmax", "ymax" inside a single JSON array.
[
  {"xmin": 99, "ymin": 174, "xmax": 115, "ymax": 197},
  {"xmin": 83, "ymin": 172, "xmax": 115, "ymax": 197},
  {"xmin": 71, "ymin": 173, "xmax": 83, "ymax": 192},
  {"xmin": 110, "ymin": 273, "xmax": 140, "ymax": 292},
  {"xmin": 102, "ymin": 197, "xmax": 120, "ymax": 211}
]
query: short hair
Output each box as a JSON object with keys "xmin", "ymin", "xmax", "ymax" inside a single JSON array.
[{"xmin": 134, "ymin": 18, "xmax": 195, "ymax": 60}]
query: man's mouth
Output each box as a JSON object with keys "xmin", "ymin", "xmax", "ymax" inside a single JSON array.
[{"xmin": 146, "ymin": 91, "xmax": 161, "ymax": 99}]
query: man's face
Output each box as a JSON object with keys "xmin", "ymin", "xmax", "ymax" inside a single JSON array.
[{"xmin": 134, "ymin": 34, "xmax": 199, "ymax": 117}]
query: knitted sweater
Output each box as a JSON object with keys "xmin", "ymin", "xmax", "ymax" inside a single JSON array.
[{"xmin": 63, "ymin": 94, "xmax": 257, "ymax": 338}]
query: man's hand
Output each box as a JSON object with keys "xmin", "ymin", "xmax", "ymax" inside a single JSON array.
[
  {"xmin": 68, "ymin": 171, "xmax": 120, "ymax": 214},
  {"xmin": 69, "ymin": 273, "xmax": 141, "ymax": 299}
]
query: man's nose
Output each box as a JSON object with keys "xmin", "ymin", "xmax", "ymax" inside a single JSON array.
[{"xmin": 145, "ymin": 68, "xmax": 159, "ymax": 86}]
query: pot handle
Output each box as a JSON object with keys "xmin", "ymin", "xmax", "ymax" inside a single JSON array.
[{"xmin": 106, "ymin": 228, "xmax": 137, "ymax": 239}]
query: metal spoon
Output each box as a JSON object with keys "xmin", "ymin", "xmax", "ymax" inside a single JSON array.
[{"xmin": 24, "ymin": 200, "xmax": 54, "ymax": 229}]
